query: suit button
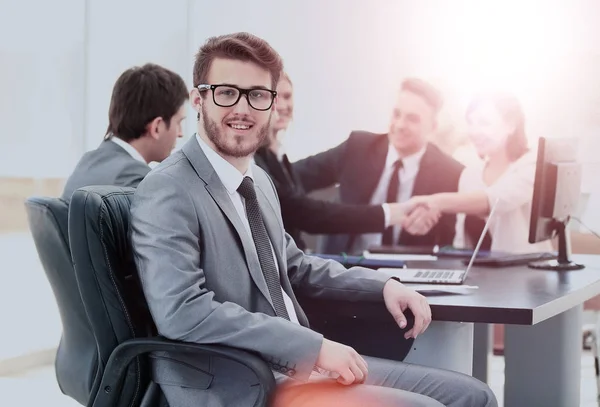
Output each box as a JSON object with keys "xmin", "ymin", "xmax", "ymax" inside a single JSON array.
[
  {"xmin": 288, "ymin": 369, "xmax": 296, "ymax": 377},
  {"xmin": 280, "ymin": 367, "xmax": 288, "ymax": 374}
]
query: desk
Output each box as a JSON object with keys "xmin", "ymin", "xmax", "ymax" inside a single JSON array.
[{"xmin": 299, "ymin": 254, "xmax": 600, "ymax": 407}]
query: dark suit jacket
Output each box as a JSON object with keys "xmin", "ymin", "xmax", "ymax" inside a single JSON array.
[
  {"xmin": 61, "ymin": 140, "xmax": 150, "ymax": 201},
  {"xmin": 293, "ymin": 131, "xmax": 465, "ymax": 254},
  {"xmin": 253, "ymin": 147, "xmax": 385, "ymax": 251}
]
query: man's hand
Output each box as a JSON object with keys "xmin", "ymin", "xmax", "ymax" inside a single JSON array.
[
  {"xmin": 383, "ymin": 279, "xmax": 432, "ymax": 339},
  {"xmin": 387, "ymin": 200, "xmax": 421, "ymax": 226},
  {"xmin": 401, "ymin": 196, "xmax": 441, "ymax": 235},
  {"xmin": 315, "ymin": 338, "xmax": 369, "ymax": 385}
]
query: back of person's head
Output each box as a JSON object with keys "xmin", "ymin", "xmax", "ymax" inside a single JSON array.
[
  {"xmin": 467, "ymin": 92, "xmax": 528, "ymax": 161},
  {"xmin": 106, "ymin": 63, "xmax": 188, "ymax": 142},
  {"xmin": 192, "ymin": 32, "xmax": 283, "ymax": 90},
  {"xmin": 400, "ymin": 77, "xmax": 444, "ymax": 116}
]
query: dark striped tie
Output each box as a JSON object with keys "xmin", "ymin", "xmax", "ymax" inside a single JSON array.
[{"xmin": 237, "ymin": 176, "xmax": 290, "ymax": 320}]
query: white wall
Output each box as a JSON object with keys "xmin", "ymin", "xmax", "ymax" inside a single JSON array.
[
  {"xmin": 84, "ymin": 0, "xmax": 191, "ymax": 151},
  {"xmin": 0, "ymin": 0, "xmax": 85, "ymax": 177},
  {"xmin": 1, "ymin": 0, "xmax": 600, "ymax": 174}
]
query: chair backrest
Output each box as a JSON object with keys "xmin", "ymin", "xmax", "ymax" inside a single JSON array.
[
  {"xmin": 24, "ymin": 197, "xmax": 98, "ymax": 405},
  {"xmin": 68, "ymin": 186, "xmax": 156, "ymax": 407}
]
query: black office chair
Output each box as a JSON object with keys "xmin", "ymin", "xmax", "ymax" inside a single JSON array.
[
  {"xmin": 67, "ymin": 186, "xmax": 275, "ymax": 407},
  {"xmin": 24, "ymin": 197, "xmax": 98, "ymax": 405}
]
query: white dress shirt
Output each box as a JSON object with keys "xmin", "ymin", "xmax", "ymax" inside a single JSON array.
[
  {"xmin": 454, "ymin": 151, "xmax": 554, "ymax": 253},
  {"xmin": 196, "ymin": 134, "xmax": 300, "ymax": 324},
  {"xmin": 582, "ymin": 188, "xmax": 600, "ymax": 234},
  {"xmin": 352, "ymin": 144, "xmax": 426, "ymax": 252},
  {"xmin": 109, "ymin": 136, "xmax": 147, "ymax": 164}
]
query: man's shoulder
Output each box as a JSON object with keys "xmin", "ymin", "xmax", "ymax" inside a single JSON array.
[
  {"xmin": 137, "ymin": 151, "xmax": 191, "ymax": 189},
  {"xmin": 425, "ymin": 143, "xmax": 464, "ymax": 171},
  {"xmin": 347, "ymin": 130, "xmax": 386, "ymax": 145}
]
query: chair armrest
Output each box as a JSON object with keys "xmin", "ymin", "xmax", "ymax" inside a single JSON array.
[{"xmin": 91, "ymin": 336, "xmax": 276, "ymax": 407}]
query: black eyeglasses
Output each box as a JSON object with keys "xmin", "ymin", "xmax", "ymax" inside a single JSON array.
[{"xmin": 197, "ymin": 84, "xmax": 277, "ymax": 111}]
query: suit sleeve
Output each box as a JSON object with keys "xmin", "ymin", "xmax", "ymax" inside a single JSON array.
[
  {"xmin": 284, "ymin": 232, "xmax": 391, "ymax": 299},
  {"xmin": 292, "ymin": 138, "xmax": 348, "ymax": 193},
  {"xmin": 115, "ymin": 161, "xmax": 151, "ymax": 188},
  {"xmin": 277, "ymin": 187, "xmax": 385, "ymax": 234},
  {"xmin": 130, "ymin": 172, "xmax": 323, "ymax": 382}
]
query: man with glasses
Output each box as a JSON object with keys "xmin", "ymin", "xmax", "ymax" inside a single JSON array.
[{"xmin": 130, "ymin": 32, "xmax": 497, "ymax": 407}]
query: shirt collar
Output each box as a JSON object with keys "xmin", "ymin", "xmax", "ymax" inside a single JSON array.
[
  {"xmin": 386, "ymin": 143, "xmax": 427, "ymax": 171},
  {"xmin": 196, "ymin": 134, "xmax": 253, "ymax": 195},
  {"xmin": 109, "ymin": 136, "xmax": 147, "ymax": 164}
]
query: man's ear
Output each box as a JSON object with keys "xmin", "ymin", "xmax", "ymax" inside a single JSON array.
[
  {"xmin": 146, "ymin": 116, "xmax": 164, "ymax": 140},
  {"xmin": 190, "ymin": 88, "xmax": 203, "ymax": 117}
]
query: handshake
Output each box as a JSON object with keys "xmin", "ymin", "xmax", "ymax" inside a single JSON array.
[{"xmin": 388, "ymin": 195, "xmax": 440, "ymax": 236}]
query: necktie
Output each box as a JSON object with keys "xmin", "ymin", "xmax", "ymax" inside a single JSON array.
[
  {"xmin": 381, "ymin": 159, "xmax": 403, "ymax": 245},
  {"xmin": 237, "ymin": 176, "xmax": 290, "ymax": 320}
]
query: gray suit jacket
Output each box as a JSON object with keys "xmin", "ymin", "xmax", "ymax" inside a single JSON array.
[
  {"xmin": 130, "ymin": 137, "xmax": 392, "ymax": 407},
  {"xmin": 61, "ymin": 140, "xmax": 150, "ymax": 201}
]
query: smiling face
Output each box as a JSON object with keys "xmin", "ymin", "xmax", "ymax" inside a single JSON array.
[
  {"xmin": 387, "ymin": 90, "xmax": 436, "ymax": 156},
  {"xmin": 192, "ymin": 57, "xmax": 275, "ymax": 159},
  {"xmin": 467, "ymin": 101, "xmax": 515, "ymax": 157}
]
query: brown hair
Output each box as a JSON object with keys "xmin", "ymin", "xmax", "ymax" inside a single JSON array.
[
  {"xmin": 193, "ymin": 32, "xmax": 283, "ymax": 90},
  {"xmin": 467, "ymin": 92, "xmax": 529, "ymax": 161},
  {"xmin": 400, "ymin": 77, "xmax": 443, "ymax": 115},
  {"xmin": 106, "ymin": 63, "xmax": 188, "ymax": 142}
]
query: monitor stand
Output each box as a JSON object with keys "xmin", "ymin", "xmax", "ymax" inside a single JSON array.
[{"xmin": 528, "ymin": 219, "xmax": 585, "ymax": 271}]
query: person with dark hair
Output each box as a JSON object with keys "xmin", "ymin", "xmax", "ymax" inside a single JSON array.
[
  {"xmin": 61, "ymin": 63, "xmax": 188, "ymax": 201},
  {"xmin": 406, "ymin": 91, "xmax": 553, "ymax": 253},
  {"xmin": 293, "ymin": 77, "xmax": 465, "ymax": 255},
  {"xmin": 253, "ymin": 74, "xmax": 420, "ymax": 251},
  {"xmin": 130, "ymin": 32, "xmax": 497, "ymax": 407}
]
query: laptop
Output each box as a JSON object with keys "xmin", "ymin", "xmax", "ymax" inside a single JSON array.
[{"xmin": 378, "ymin": 198, "xmax": 499, "ymax": 285}]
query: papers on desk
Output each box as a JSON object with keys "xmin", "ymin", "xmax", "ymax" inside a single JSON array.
[
  {"xmin": 362, "ymin": 250, "xmax": 438, "ymax": 262},
  {"xmin": 406, "ymin": 284, "xmax": 479, "ymax": 295}
]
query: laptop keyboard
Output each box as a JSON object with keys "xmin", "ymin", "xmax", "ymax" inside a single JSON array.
[{"xmin": 413, "ymin": 269, "xmax": 457, "ymax": 279}]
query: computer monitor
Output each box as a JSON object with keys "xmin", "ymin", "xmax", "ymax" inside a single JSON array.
[{"xmin": 528, "ymin": 137, "xmax": 584, "ymax": 271}]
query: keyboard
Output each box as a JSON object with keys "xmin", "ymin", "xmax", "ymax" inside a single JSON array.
[{"xmin": 412, "ymin": 269, "xmax": 460, "ymax": 279}]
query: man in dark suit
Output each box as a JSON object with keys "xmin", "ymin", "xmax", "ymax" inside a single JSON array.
[
  {"xmin": 293, "ymin": 78, "xmax": 465, "ymax": 254},
  {"xmin": 253, "ymin": 74, "xmax": 417, "ymax": 251},
  {"xmin": 61, "ymin": 63, "xmax": 188, "ymax": 201}
]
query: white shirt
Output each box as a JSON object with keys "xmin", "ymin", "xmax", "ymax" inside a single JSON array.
[
  {"xmin": 196, "ymin": 134, "xmax": 300, "ymax": 324},
  {"xmin": 582, "ymin": 189, "xmax": 600, "ymax": 234},
  {"xmin": 109, "ymin": 136, "xmax": 147, "ymax": 164},
  {"xmin": 454, "ymin": 151, "xmax": 554, "ymax": 253},
  {"xmin": 352, "ymin": 144, "xmax": 426, "ymax": 252}
]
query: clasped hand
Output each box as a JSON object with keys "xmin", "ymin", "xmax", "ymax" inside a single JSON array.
[{"xmin": 388, "ymin": 196, "xmax": 441, "ymax": 235}]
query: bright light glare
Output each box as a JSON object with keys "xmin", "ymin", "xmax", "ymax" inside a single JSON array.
[{"xmin": 435, "ymin": 1, "xmax": 577, "ymax": 105}]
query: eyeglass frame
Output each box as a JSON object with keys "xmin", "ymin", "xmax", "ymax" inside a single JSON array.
[{"xmin": 197, "ymin": 84, "xmax": 277, "ymax": 111}]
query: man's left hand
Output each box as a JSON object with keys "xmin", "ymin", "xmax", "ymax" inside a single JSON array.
[{"xmin": 382, "ymin": 279, "xmax": 432, "ymax": 339}]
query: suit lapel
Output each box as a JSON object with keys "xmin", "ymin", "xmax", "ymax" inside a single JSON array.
[
  {"xmin": 255, "ymin": 182, "xmax": 310, "ymax": 326},
  {"xmin": 181, "ymin": 138, "xmax": 275, "ymax": 311},
  {"xmin": 411, "ymin": 143, "xmax": 436, "ymax": 197},
  {"xmin": 281, "ymin": 154, "xmax": 302, "ymax": 191}
]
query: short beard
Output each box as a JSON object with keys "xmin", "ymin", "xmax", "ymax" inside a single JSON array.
[{"xmin": 201, "ymin": 104, "xmax": 270, "ymax": 158}]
